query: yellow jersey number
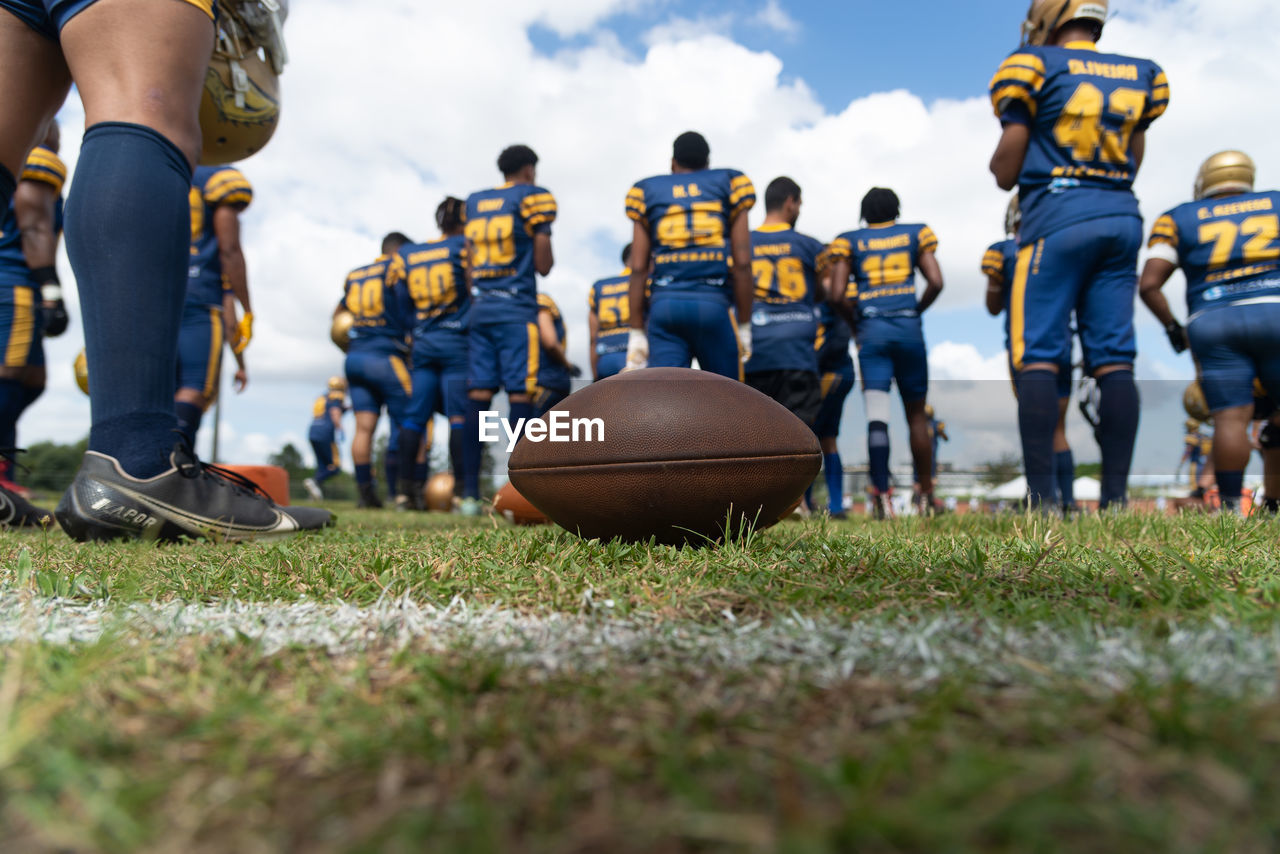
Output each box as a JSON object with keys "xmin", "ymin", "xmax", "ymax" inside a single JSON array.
[
  {"xmin": 1052, "ymin": 83, "xmax": 1147, "ymax": 165},
  {"xmin": 860, "ymin": 252, "xmax": 912, "ymax": 288},
  {"xmin": 465, "ymin": 214, "xmax": 516, "ymax": 268},
  {"xmin": 1199, "ymin": 214, "xmax": 1280, "ymax": 268},
  {"xmin": 596, "ymin": 295, "xmax": 629, "ymax": 329},
  {"xmin": 655, "ymin": 202, "xmax": 724, "ymax": 249},
  {"xmin": 752, "ymin": 257, "xmax": 806, "ymax": 300},
  {"xmin": 346, "ymin": 273, "xmax": 385, "ymax": 318},
  {"xmin": 407, "ymin": 262, "xmax": 458, "ymax": 313},
  {"xmin": 188, "ymin": 186, "xmax": 204, "ymax": 245}
]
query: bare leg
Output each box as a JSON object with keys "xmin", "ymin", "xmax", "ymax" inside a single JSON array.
[{"xmin": 0, "ymin": 13, "xmax": 70, "ymax": 180}]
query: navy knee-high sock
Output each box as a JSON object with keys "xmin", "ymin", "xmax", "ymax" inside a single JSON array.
[
  {"xmin": 174, "ymin": 401, "xmax": 204, "ymax": 448},
  {"xmin": 1217, "ymin": 470, "xmax": 1244, "ymax": 508},
  {"xmin": 1056, "ymin": 449, "xmax": 1075, "ymax": 506},
  {"xmin": 65, "ymin": 123, "xmax": 191, "ymax": 478},
  {"xmin": 384, "ymin": 428, "xmax": 399, "ymax": 494},
  {"xmin": 1016, "ymin": 370, "xmax": 1059, "ymax": 507},
  {"xmin": 868, "ymin": 421, "xmax": 890, "ymax": 493},
  {"xmin": 824, "ymin": 451, "xmax": 843, "ymax": 512},
  {"xmin": 397, "ymin": 427, "xmax": 423, "ymax": 488},
  {"xmin": 0, "ymin": 379, "xmax": 24, "ymax": 450},
  {"xmin": 449, "ymin": 422, "xmax": 464, "ymax": 482},
  {"xmin": 0, "ymin": 163, "xmax": 15, "ymax": 210},
  {"xmin": 355, "ymin": 463, "xmax": 373, "ymax": 487},
  {"xmin": 19, "ymin": 384, "xmax": 41, "ymax": 416},
  {"xmin": 462, "ymin": 400, "xmax": 483, "ymax": 499},
  {"xmin": 1096, "ymin": 370, "xmax": 1139, "ymax": 509}
]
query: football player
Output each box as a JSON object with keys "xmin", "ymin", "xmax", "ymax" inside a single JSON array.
[
  {"xmin": 0, "ymin": 120, "xmax": 64, "ymax": 525},
  {"xmin": 989, "ymin": 0, "xmax": 1168, "ymax": 509},
  {"xmin": 806, "ymin": 267, "xmax": 856, "ymax": 518},
  {"xmin": 923, "ymin": 404, "xmax": 949, "ymax": 497},
  {"xmin": 587, "ymin": 244, "xmax": 633, "ymax": 381},
  {"xmin": 0, "ymin": 0, "xmax": 328, "ymax": 541},
  {"xmin": 828, "ymin": 187, "xmax": 944, "ymax": 518},
  {"xmin": 744, "ymin": 177, "xmax": 825, "ymax": 426},
  {"xmin": 175, "ymin": 163, "xmax": 252, "ymax": 447},
  {"xmin": 340, "ymin": 232, "xmax": 413, "ymax": 509},
  {"xmin": 463, "ymin": 145, "xmax": 556, "ymax": 515},
  {"xmin": 624, "ymin": 131, "xmax": 755, "ymax": 378},
  {"xmin": 389, "ymin": 196, "xmax": 470, "ymax": 510},
  {"xmin": 533, "ymin": 291, "xmax": 580, "ymax": 416},
  {"xmin": 1139, "ymin": 151, "xmax": 1279, "ymax": 513},
  {"xmin": 983, "ymin": 194, "xmax": 1076, "ymax": 509},
  {"xmin": 303, "ymin": 376, "xmax": 347, "ymax": 502}
]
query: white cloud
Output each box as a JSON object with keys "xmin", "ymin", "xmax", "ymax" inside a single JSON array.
[
  {"xmin": 751, "ymin": 0, "xmax": 800, "ymax": 37},
  {"xmin": 28, "ymin": 0, "xmax": 1280, "ymax": 471}
]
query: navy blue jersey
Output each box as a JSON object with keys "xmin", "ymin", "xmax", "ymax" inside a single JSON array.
[
  {"xmin": 982, "ymin": 238, "xmax": 1020, "ymax": 348},
  {"xmin": 389, "ymin": 234, "xmax": 471, "ymax": 338},
  {"xmin": 536, "ymin": 292, "xmax": 570, "ymax": 391},
  {"xmin": 625, "ymin": 168, "xmax": 755, "ymax": 298},
  {"xmin": 187, "ymin": 165, "xmax": 251, "ymax": 308},
  {"xmin": 1148, "ymin": 191, "xmax": 1280, "ymax": 316},
  {"xmin": 310, "ymin": 389, "xmax": 346, "ymax": 431},
  {"xmin": 464, "ymin": 182, "xmax": 556, "ymax": 323},
  {"xmin": 588, "ymin": 268, "xmax": 631, "ymax": 358},
  {"xmin": 829, "ymin": 222, "xmax": 937, "ymax": 321},
  {"xmin": 990, "ymin": 42, "xmax": 1168, "ymax": 243},
  {"xmin": 340, "ymin": 255, "xmax": 409, "ymax": 354},
  {"xmin": 745, "ymin": 223, "xmax": 824, "ymax": 373},
  {"xmin": 814, "ymin": 300, "xmax": 852, "ymax": 372},
  {"xmin": 0, "ymin": 145, "xmax": 65, "ymax": 288}
]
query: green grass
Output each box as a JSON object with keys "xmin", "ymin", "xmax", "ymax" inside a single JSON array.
[{"xmin": 1, "ymin": 510, "xmax": 1280, "ymax": 852}]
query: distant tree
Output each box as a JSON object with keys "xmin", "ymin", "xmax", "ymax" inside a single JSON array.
[
  {"xmin": 268, "ymin": 443, "xmax": 308, "ymax": 476},
  {"xmin": 22, "ymin": 437, "xmax": 89, "ymax": 494},
  {"xmin": 1074, "ymin": 461, "xmax": 1102, "ymax": 478},
  {"xmin": 979, "ymin": 452, "xmax": 1023, "ymax": 487}
]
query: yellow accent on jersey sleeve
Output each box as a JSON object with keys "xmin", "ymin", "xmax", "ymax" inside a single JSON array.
[
  {"xmin": 204, "ymin": 168, "xmax": 253, "ymax": 209},
  {"xmin": 814, "ymin": 247, "xmax": 831, "ymax": 277},
  {"xmin": 989, "ymin": 53, "xmax": 1046, "ymax": 119},
  {"xmin": 386, "ymin": 253, "xmax": 406, "ymax": 285},
  {"xmin": 1148, "ymin": 214, "xmax": 1178, "ymax": 249},
  {"xmin": 918, "ymin": 226, "xmax": 938, "ymax": 254},
  {"xmin": 521, "ymin": 191, "xmax": 558, "ymax": 230},
  {"xmin": 537, "ymin": 291, "xmax": 561, "ymax": 320},
  {"xmin": 827, "ymin": 237, "xmax": 852, "ymax": 260},
  {"xmin": 587, "ymin": 287, "xmax": 596, "ymax": 311},
  {"xmin": 1143, "ymin": 70, "xmax": 1170, "ymax": 124},
  {"xmin": 982, "ymin": 249, "xmax": 1006, "ymax": 280},
  {"xmin": 625, "ymin": 186, "xmax": 646, "ymax": 222},
  {"xmin": 21, "ymin": 146, "xmax": 66, "ymax": 194},
  {"xmin": 728, "ymin": 175, "xmax": 756, "ymax": 219}
]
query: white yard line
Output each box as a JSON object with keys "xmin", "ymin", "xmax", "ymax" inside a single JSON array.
[{"xmin": 0, "ymin": 592, "xmax": 1277, "ymax": 696}]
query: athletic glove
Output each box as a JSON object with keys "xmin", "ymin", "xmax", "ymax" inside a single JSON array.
[
  {"xmin": 1165, "ymin": 319, "xmax": 1188, "ymax": 354},
  {"xmin": 737, "ymin": 322, "xmax": 752, "ymax": 363},
  {"xmin": 233, "ymin": 311, "xmax": 254, "ymax": 355},
  {"xmin": 623, "ymin": 329, "xmax": 648, "ymax": 372},
  {"xmin": 36, "ymin": 269, "xmax": 68, "ymax": 337},
  {"xmin": 567, "ymin": 362, "xmax": 583, "ymax": 378}
]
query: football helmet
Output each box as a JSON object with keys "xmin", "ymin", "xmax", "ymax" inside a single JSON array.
[
  {"xmin": 199, "ymin": 0, "xmax": 288, "ymax": 165},
  {"xmin": 1184, "ymin": 418, "xmax": 1201, "ymax": 432},
  {"xmin": 924, "ymin": 404, "xmax": 935, "ymax": 418},
  {"xmin": 1005, "ymin": 193, "xmax": 1021, "ymax": 237},
  {"xmin": 327, "ymin": 375, "xmax": 347, "ymax": 392},
  {"xmin": 1183, "ymin": 380, "xmax": 1211, "ymax": 424},
  {"xmin": 331, "ymin": 310, "xmax": 354, "ymax": 352},
  {"xmin": 425, "ymin": 472, "xmax": 456, "ymax": 512},
  {"xmin": 1021, "ymin": 0, "xmax": 1107, "ymax": 46},
  {"xmin": 1193, "ymin": 150, "xmax": 1255, "ymax": 201},
  {"xmin": 73, "ymin": 349, "xmax": 89, "ymax": 396}
]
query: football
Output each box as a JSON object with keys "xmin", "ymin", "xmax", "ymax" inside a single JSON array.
[
  {"xmin": 493, "ymin": 480, "xmax": 550, "ymax": 526},
  {"xmin": 508, "ymin": 367, "xmax": 821, "ymax": 546}
]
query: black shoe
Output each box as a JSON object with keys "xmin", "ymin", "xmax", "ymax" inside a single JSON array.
[
  {"xmin": 357, "ymin": 482, "xmax": 383, "ymax": 509},
  {"xmin": 0, "ymin": 483, "xmax": 54, "ymax": 528},
  {"xmin": 54, "ymin": 444, "xmax": 334, "ymax": 543}
]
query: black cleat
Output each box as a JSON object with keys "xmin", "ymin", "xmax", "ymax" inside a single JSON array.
[
  {"xmin": 54, "ymin": 443, "xmax": 334, "ymax": 543},
  {"xmin": 356, "ymin": 482, "xmax": 383, "ymax": 509},
  {"xmin": 0, "ymin": 483, "xmax": 54, "ymax": 528}
]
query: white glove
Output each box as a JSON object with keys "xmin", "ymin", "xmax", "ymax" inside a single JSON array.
[
  {"xmin": 623, "ymin": 329, "xmax": 649, "ymax": 372},
  {"xmin": 737, "ymin": 322, "xmax": 752, "ymax": 363}
]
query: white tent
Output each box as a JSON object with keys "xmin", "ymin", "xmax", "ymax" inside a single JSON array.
[
  {"xmin": 986, "ymin": 476, "xmax": 1028, "ymax": 500},
  {"xmin": 1072, "ymin": 476, "xmax": 1101, "ymax": 502}
]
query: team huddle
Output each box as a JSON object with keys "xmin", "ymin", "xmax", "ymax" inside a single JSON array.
[{"xmin": 0, "ymin": 0, "xmax": 1275, "ymax": 543}]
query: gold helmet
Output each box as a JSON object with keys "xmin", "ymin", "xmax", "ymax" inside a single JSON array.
[
  {"xmin": 1193, "ymin": 150, "xmax": 1255, "ymax": 201},
  {"xmin": 924, "ymin": 404, "xmax": 935, "ymax": 418},
  {"xmin": 327, "ymin": 375, "xmax": 347, "ymax": 392},
  {"xmin": 73, "ymin": 349, "xmax": 89, "ymax": 396},
  {"xmin": 331, "ymin": 310, "xmax": 354, "ymax": 352},
  {"xmin": 1021, "ymin": 0, "xmax": 1108, "ymax": 46},
  {"xmin": 1184, "ymin": 418, "xmax": 1201, "ymax": 432},
  {"xmin": 1183, "ymin": 380, "xmax": 1211, "ymax": 423},
  {"xmin": 199, "ymin": 1, "xmax": 288, "ymax": 165},
  {"xmin": 425, "ymin": 472, "xmax": 456, "ymax": 512},
  {"xmin": 1005, "ymin": 193, "xmax": 1021, "ymax": 237}
]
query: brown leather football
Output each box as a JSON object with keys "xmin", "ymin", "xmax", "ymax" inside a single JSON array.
[
  {"xmin": 508, "ymin": 367, "xmax": 821, "ymax": 546},
  {"xmin": 493, "ymin": 480, "xmax": 550, "ymax": 526}
]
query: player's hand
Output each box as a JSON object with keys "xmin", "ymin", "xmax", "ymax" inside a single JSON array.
[
  {"xmin": 567, "ymin": 362, "xmax": 583, "ymax": 379},
  {"xmin": 623, "ymin": 329, "xmax": 648, "ymax": 372},
  {"xmin": 737, "ymin": 323, "xmax": 752, "ymax": 363},
  {"xmin": 233, "ymin": 368, "xmax": 248, "ymax": 392},
  {"xmin": 40, "ymin": 281, "xmax": 68, "ymax": 337},
  {"xmin": 1165, "ymin": 319, "xmax": 1188, "ymax": 354},
  {"xmin": 233, "ymin": 311, "xmax": 254, "ymax": 355}
]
